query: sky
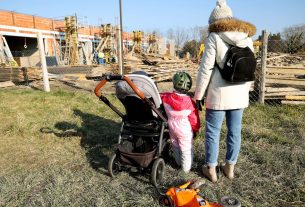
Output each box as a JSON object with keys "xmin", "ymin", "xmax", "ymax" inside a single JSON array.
[{"xmin": 1, "ymin": 0, "xmax": 305, "ymax": 37}]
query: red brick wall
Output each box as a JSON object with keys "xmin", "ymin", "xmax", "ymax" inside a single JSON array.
[
  {"xmin": 0, "ymin": 11, "xmax": 14, "ymax": 26},
  {"xmin": 34, "ymin": 17, "xmax": 53, "ymax": 30},
  {"xmin": 0, "ymin": 10, "xmax": 100, "ymax": 36},
  {"xmin": 0, "ymin": 10, "xmax": 130, "ymax": 39},
  {"xmin": 14, "ymin": 13, "xmax": 35, "ymax": 28}
]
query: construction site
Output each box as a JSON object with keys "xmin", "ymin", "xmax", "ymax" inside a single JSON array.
[
  {"xmin": 0, "ymin": 10, "xmax": 193, "ymax": 79},
  {"xmin": 0, "ymin": 10, "xmax": 304, "ymax": 104},
  {"xmin": 1, "ymin": 1, "xmax": 305, "ymax": 206}
]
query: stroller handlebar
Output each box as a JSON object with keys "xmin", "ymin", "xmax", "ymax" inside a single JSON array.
[
  {"xmin": 94, "ymin": 75, "xmax": 145, "ymax": 100},
  {"xmin": 94, "ymin": 74, "xmax": 167, "ymax": 123},
  {"xmin": 94, "ymin": 79, "xmax": 107, "ymax": 97}
]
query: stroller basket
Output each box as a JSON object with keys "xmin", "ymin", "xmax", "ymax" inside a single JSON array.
[{"xmin": 118, "ymin": 139, "xmax": 157, "ymax": 168}]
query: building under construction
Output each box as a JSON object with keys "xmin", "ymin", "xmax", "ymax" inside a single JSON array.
[
  {"xmin": 0, "ymin": 9, "xmax": 189, "ymax": 86},
  {"xmin": 0, "ymin": 10, "xmax": 175, "ymax": 69},
  {"xmin": 0, "ymin": 10, "xmax": 106, "ymax": 67}
]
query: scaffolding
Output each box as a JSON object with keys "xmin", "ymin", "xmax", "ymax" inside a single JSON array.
[
  {"xmin": 131, "ymin": 30, "xmax": 144, "ymax": 54},
  {"xmin": 90, "ymin": 24, "xmax": 116, "ymax": 64},
  {"xmin": 63, "ymin": 16, "xmax": 79, "ymax": 65},
  {"xmin": 147, "ymin": 32, "xmax": 158, "ymax": 54}
]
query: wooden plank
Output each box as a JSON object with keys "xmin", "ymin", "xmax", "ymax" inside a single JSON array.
[
  {"xmin": 0, "ymin": 81, "xmax": 15, "ymax": 88},
  {"xmin": 266, "ymin": 79, "xmax": 305, "ymax": 86},
  {"xmin": 267, "ymin": 66, "xmax": 305, "ymax": 69},
  {"xmin": 266, "ymin": 87, "xmax": 300, "ymax": 93},
  {"xmin": 285, "ymin": 96, "xmax": 305, "ymax": 101},
  {"xmin": 281, "ymin": 100, "xmax": 305, "ymax": 105},
  {"xmin": 267, "ymin": 68, "xmax": 305, "ymax": 75},
  {"xmin": 267, "ymin": 77, "xmax": 304, "ymax": 81},
  {"xmin": 265, "ymin": 91, "xmax": 305, "ymax": 97},
  {"xmin": 267, "ymin": 75, "xmax": 296, "ymax": 79}
]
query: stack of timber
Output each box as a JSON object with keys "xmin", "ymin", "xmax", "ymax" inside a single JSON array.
[
  {"xmin": 124, "ymin": 58, "xmax": 199, "ymax": 82},
  {"xmin": 0, "ymin": 67, "xmax": 20, "ymax": 82},
  {"xmin": 265, "ymin": 65, "xmax": 305, "ymax": 104},
  {"xmin": 0, "ymin": 67, "xmax": 41, "ymax": 83},
  {"xmin": 86, "ymin": 59, "xmax": 199, "ymax": 83}
]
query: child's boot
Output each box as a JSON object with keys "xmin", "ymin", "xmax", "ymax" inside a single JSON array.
[
  {"xmin": 221, "ymin": 163, "xmax": 235, "ymax": 180},
  {"xmin": 181, "ymin": 149, "xmax": 193, "ymax": 173},
  {"xmin": 202, "ymin": 165, "xmax": 217, "ymax": 183}
]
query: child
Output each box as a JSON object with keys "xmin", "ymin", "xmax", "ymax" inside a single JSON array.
[{"xmin": 161, "ymin": 71, "xmax": 200, "ymax": 173}]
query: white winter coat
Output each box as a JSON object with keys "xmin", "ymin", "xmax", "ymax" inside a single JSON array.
[{"xmin": 194, "ymin": 18, "xmax": 257, "ymax": 110}]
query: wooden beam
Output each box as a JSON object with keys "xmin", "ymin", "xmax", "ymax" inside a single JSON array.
[
  {"xmin": 266, "ymin": 79, "xmax": 305, "ymax": 86},
  {"xmin": 267, "ymin": 66, "xmax": 305, "ymax": 69},
  {"xmin": 281, "ymin": 100, "xmax": 305, "ymax": 105},
  {"xmin": 285, "ymin": 96, "xmax": 305, "ymax": 101},
  {"xmin": 0, "ymin": 81, "xmax": 15, "ymax": 88},
  {"xmin": 265, "ymin": 91, "xmax": 305, "ymax": 97},
  {"xmin": 267, "ymin": 75, "xmax": 296, "ymax": 79},
  {"xmin": 266, "ymin": 87, "xmax": 300, "ymax": 93},
  {"xmin": 267, "ymin": 68, "xmax": 305, "ymax": 75}
]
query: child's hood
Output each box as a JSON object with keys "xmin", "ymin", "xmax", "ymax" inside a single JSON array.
[{"xmin": 161, "ymin": 92, "xmax": 194, "ymax": 111}]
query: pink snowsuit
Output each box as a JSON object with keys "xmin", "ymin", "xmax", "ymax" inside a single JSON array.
[{"xmin": 161, "ymin": 92, "xmax": 200, "ymax": 172}]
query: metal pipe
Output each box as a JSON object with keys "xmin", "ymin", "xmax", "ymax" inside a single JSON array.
[{"xmin": 118, "ymin": 0, "xmax": 124, "ymax": 75}]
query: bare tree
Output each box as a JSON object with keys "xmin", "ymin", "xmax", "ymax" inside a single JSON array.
[
  {"xmin": 174, "ymin": 27, "xmax": 189, "ymax": 50},
  {"xmin": 189, "ymin": 26, "xmax": 208, "ymax": 43},
  {"xmin": 166, "ymin": 28, "xmax": 174, "ymax": 40},
  {"xmin": 282, "ymin": 24, "xmax": 305, "ymax": 53},
  {"xmin": 166, "ymin": 26, "xmax": 208, "ymax": 58},
  {"xmin": 199, "ymin": 26, "xmax": 209, "ymax": 43},
  {"xmin": 163, "ymin": 27, "xmax": 189, "ymax": 57}
]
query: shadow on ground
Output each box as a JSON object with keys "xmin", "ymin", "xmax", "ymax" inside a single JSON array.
[{"xmin": 41, "ymin": 108, "xmax": 120, "ymax": 173}]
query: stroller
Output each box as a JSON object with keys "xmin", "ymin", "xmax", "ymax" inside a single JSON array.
[{"xmin": 94, "ymin": 73, "xmax": 169, "ymax": 187}]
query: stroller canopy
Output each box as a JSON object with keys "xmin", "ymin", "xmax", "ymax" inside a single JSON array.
[{"xmin": 115, "ymin": 74, "xmax": 162, "ymax": 109}]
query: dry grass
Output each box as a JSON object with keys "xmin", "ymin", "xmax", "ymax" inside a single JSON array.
[{"xmin": 0, "ymin": 87, "xmax": 304, "ymax": 207}]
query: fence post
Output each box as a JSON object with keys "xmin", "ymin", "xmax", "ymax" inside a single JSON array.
[
  {"xmin": 37, "ymin": 32, "xmax": 50, "ymax": 92},
  {"xmin": 259, "ymin": 30, "xmax": 268, "ymax": 104},
  {"xmin": 22, "ymin": 67, "xmax": 29, "ymax": 86}
]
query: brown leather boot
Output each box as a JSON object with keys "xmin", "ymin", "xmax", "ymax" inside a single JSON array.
[
  {"xmin": 202, "ymin": 165, "xmax": 217, "ymax": 183},
  {"xmin": 221, "ymin": 163, "xmax": 235, "ymax": 180}
]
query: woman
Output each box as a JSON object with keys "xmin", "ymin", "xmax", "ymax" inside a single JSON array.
[{"xmin": 194, "ymin": 0, "xmax": 256, "ymax": 182}]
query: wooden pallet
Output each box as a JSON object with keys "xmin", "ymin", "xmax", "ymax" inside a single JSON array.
[{"xmin": 265, "ymin": 66, "xmax": 305, "ymax": 104}]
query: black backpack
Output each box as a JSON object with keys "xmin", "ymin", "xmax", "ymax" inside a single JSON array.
[{"xmin": 215, "ymin": 45, "xmax": 257, "ymax": 83}]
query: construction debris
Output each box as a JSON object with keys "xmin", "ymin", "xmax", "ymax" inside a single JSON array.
[
  {"xmin": 265, "ymin": 53, "xmax": 305, "ymax": 104},
  {"xmin": 267, "ymin": 52, "xmax": 305, "ymax": 67}
]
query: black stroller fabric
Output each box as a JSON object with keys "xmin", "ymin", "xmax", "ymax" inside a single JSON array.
[
  {"xmin": 113, "ymin": 74, "xmax": 166, "ymax": 170},
  {"xmin": 120, "ymin": 97, "xmax": 155, "ymax": 121}
]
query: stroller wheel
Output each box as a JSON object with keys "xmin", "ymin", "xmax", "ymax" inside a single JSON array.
[
  {"xmin": 151, "ymin": 158, "xmax": 165, "ymax": 187},
  {"xmin": 220, "ymin": 196, "xmax": 241, "ymax": 207},
  {"xmin": 108, "ymin": 153, "xmax": 120, "ymax": 178}
]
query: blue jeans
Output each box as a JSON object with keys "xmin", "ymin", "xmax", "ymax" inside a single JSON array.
[
  {"xmin": 205, "ymin": 108, "xmax": 244, "ymax": 167},
  {"xmin": 98, "ymin": 58, "xmax": 104, "ymax": 64}
]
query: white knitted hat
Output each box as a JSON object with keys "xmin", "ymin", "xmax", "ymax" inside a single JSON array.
[{"xmin": 208, "ymin": 0, "xmax": 233, "ymax": 24}]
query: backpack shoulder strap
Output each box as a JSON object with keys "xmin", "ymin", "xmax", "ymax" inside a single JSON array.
[{"xmin": 214, "ymin": 40, "xmax": 234, "ymax": 70}]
